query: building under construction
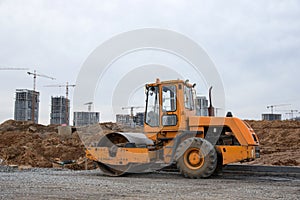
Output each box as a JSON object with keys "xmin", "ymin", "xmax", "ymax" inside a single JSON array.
[
  {"xmin": 116, "ymin": 114, "xmax": 131, "ymax": 126},
  {"xmin": 195, "ymin": 96, "xmax": 208, "ymax": 116},
  {"xmin": 116, "ymin": 112, "xmax": 144, "ymax": 126},
  {"xmin": 50, "ymin": 96, "xmax": 70, "ymax": 125},
  {"xmin": 135, "ymin": 112, "xmax": 144, "ymax": 126},
  {"xmin": 14, "ymin": 89, "xmax": 39, "ymax": 123},
  {"xmin": 262, "ymin": 113, "xmax": 282, "ymax": 121},
  {"xmin": 73, "ymin": 112, "xmax": 100, "ymax": 126}
]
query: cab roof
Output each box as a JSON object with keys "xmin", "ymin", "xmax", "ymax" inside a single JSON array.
[{"xmin": 146, "ymin": 78, "xmax": 194, "ymax": 88}]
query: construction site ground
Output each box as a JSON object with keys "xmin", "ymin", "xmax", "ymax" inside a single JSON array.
[
  {"xmin": 1, "ymin": 167, "xmax": 299, "ymax": 199},
  {"xmin": 0, "ymin": 119, "xmax": 299, "ymax": 199}
]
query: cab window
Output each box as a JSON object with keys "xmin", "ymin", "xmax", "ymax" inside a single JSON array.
[
  {"xmin": 162, "ymin": 85, "xmax": 176, "ymax": 112},
  {"xmin": 184, "ymin": 86, "xmax": 194, "ymax": 110},
  {"xmin": 145, "ymin": 86, "xmax": 159, "ymax": 127}
]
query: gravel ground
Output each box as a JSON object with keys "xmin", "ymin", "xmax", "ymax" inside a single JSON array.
[{"xmin": 0, "ymin": 167, "xmax": 299, "ymax": 200}]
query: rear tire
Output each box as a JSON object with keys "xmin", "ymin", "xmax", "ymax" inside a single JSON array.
[{"xmin": 175, "ymin": 137, "xmax": 217, "ymax": 178}]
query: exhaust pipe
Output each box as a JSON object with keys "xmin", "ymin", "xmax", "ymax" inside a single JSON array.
[{"xmin": 208, "ymin": 86, "xmax": 215, "ymax": 116}]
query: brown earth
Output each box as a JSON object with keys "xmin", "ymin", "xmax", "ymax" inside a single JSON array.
[
  {"xmin": 0, "ymin": 120, "xmax": 86, "ymax": 169},
  {"xmin": 246, "ymin": 120, "xmax": 300, "ymax": 166},
  {"xmin": 0, "ymin": 119, "xmax": 299, "ymax": 169}
]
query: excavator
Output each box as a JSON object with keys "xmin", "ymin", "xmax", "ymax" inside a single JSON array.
[{"xmin": 86, "ymin": 79, "xmax": 260, "ymax": 178}]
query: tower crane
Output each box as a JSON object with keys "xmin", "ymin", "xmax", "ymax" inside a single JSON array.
[
  {"xmin": 0, "ymin": 67, "xmax": 29, "ymax": 70},
  {"xmin": 28, "ymin": 70, "xmax": 55, "ymax": 91},
  {"xmin": 84, "ymin": 102, "xmax": 93, "ymax": 112},
  {"xmin": 286, "ymin": 110, "xmax": 298, "ymax": 120},
  {"xmin": 277, "ymin": 109, "xmax": 299, "ymax": 120},
  {"xmin": 266, "ymin": 104, "xmax": 291, "ymax": 114},
  {"xmin": 44, "ymin": 82, "xmax": 75, "ymax": 125},
  {"xmin": 27, "ymin": 70, "xmax": 55, "ymax": 123}
]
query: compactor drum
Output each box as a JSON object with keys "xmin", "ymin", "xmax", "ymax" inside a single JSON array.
[{"xmin": 86, "ymin": 79, "xmax": 260, "ymax": 178}]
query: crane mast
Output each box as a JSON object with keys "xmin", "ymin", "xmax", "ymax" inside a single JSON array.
[{"xmin": 27, "ymin": 70, "xmax": 55, "ymax": 123}]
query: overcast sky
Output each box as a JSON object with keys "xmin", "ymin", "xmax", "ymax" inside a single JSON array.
[{"xmin": 0, "ymin": 0, "xmax": 299, "ymax": 124}]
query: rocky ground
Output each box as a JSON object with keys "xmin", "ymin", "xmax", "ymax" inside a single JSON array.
[
  {"xmin": 0, "ymin": 167, "xmax": 299, "ymax": 200},
  {"xmin": 0, "ymin": 119, "xmax": 299, "ymax": 169}
]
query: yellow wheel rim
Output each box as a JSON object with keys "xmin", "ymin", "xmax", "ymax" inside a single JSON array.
[{"xmin": 183, "ymin": 147, "xmax": 205, "ymax": 170}]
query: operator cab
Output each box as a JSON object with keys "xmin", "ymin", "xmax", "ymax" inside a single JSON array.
[{"xmin": 144, "ymin": 79, "xmax": 196, "ymax": 133}]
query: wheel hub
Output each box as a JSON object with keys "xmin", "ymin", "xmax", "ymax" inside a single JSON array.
[
  {"xmin": 189, "ymin": 150, "xmax": 201, "ymax": 165},
  {"xmin": 184, "ymin": 148, "xmax": 205, "ymax": 169}
]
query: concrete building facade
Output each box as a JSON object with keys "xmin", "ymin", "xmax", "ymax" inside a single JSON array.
[
  {"xmin": 50, "ymin": 96, "xmax": 70, "ymax": 125},
  {"xmin": 14, "ymin": 89, "xmax": 39, "ymax": 123},
  {"xmin": 135, "ymin": 112, "xmax": 144, "ymax": 126},
  {"xmin": 262, "ymin": 113, "xmax": 282, "ymax": 121},
  {"xmin": 73, "ymin": 111, "xmax": 100, "ymax": 126},
  {"xmin": 116, "ymin": 113, "xmax": 145, "ymax": 126},
  {"xmin": 116, "ymin": 114, "xmax": 131, "ymax": 126}
]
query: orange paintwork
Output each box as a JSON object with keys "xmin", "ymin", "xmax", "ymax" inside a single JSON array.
[
  {"xmin": 215, "ymin": 145, "xmax": 257, "ymax": 164},
  {"xmin": 189, "ymin": 116, "xmax": 258, "ymax": 146},
  {"xmin": 86, "ymin": 147, "xmax": 151, "ymax": 165}
]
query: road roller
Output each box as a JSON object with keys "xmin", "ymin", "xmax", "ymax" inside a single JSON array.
[{"xmin": 86, "ymin": 79, "xmax": 260, "ymax": 178}]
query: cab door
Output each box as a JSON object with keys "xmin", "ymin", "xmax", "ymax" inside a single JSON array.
[{"xmin": 161, "ymin": 84, "xmax": 178, "ymax": 128}]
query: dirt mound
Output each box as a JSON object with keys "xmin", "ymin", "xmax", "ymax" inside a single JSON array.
[
  {"xmin": 246, "ymin": 120, "xmax": 300, "ymax": 166},
  {"xmin": 0, "ymin": 120, "xmax": 106, "ymax": 170},
  {"xmin": 0, "ymin": 121, "xmax": 84, "ymax": 169},
  {"xmin": 0, "ymin": 119, "xmax": 299, "ymax": 169}
]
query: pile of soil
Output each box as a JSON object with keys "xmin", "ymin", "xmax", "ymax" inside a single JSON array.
[
  {"xmin": 246, "ymin": 120, "xmax": 300, "ymax": 166},
  {"xmin": 0, "ymin": 120, "xmax": 88, "ymax": 169},
  {"xmin": 0, "ymin": 119, "xmax": 299, "ymax": 169},
  {"xmin": 0, "ymin": 120, "xmax": 133, "ymax": 170}
]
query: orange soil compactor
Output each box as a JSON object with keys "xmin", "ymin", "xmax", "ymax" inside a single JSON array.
[{"xmin": 86, "ymin": 79, "xmax": 260, "ymax": 178}]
